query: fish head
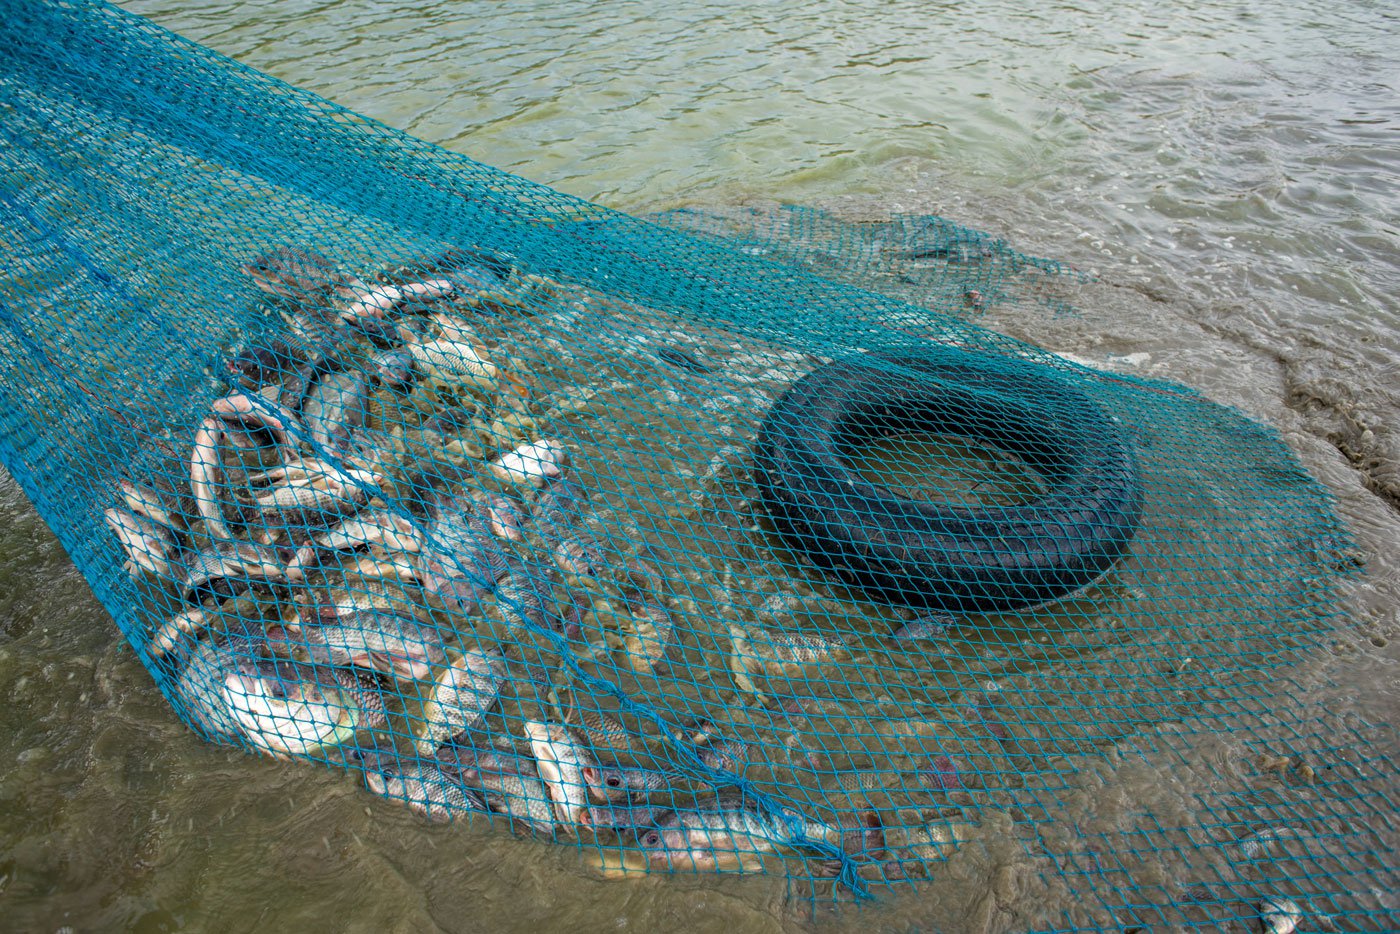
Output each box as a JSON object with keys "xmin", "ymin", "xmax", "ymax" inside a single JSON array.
[
  {"xmin": 581, "ymin": 765, "xmax": 632, "ymax": 804},
  {"xmin": 636, "ymin": 811, "xmax": 693, "ymax": 866}
]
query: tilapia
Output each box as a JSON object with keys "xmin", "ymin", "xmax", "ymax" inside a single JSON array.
[
  {"xmin": 225, "ymin": 340, "xmax": 317, "ymax": 407},
  {"xmin": 339, "ymin": 279, "xmax": 456, "ymax": 323},
  {"xmin": 294, "ymin": 604, "xmax": 448, "ymax": 683},
  {"xmin": 476, "ymin": 763, "xmax": 557, "ymax": 834},
  {"xmin": 728, "ymin": 622, "xmax": 849, "ymax": 678},
  {"xmin": 105, "ymin": 507, "xmax": 180, "ymax": 578},
  {"xmin": 891, "ymin": 612, "xmax": 956, "ymax": 642},
  {"xmin": 620, "ymin": 599, "xmax": 676, "ymax": 673},
  {"xmin": 287, "ymin": 509, "xmax": 423, "ymax": 577},
  {"xmin": 239, "ymin": 246, "xmax": 364, "ymax": 302},
  {"xmin": 223, "ymin": 656, "xmax": 379, "ymax": 759},
  {"xmin": 302, "ymin": 369, "xmax": 373, "ymax": 459},
  {"xmin": 490, "ymin": 558, "xmax": 557, "ymax": 634},
  {"xmin": 490, "ymin": 439, "xmax": 568, "ymax": 488},
  {"xmin": 581, "ymin": 763, "xmax": 683, "ymax": 804},
  {"xmin": 413, "ymin": 650, "xmax": 507, "ymax": 756},
  {"xmin": 352, "ymin": 742, "xmax": 486, "ymax": 823},
  {"xmin": 171, "ymin": 629, "xmax": 265, "ymax": 743},
  {"xmin": 638, "ymin": 795, "xmax": 845, "ymax": 873},
  {"xmin": 179, "ymin": 542, "xmax": 291, "ymax": 606},
  {"xmin": 415, "ymin": 494, "xmax": 514, "ymax": 613},
  {"xmin": 524, "ymin": 720, "xmax": 595, "ymax": 826}
]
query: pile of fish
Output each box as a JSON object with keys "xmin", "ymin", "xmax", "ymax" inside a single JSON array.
[{"xmin": 101, "ymin": 245, "xmax": 895, "ymax": 883}]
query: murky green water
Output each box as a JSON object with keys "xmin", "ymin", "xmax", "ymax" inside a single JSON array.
[{"xmin": 4, "ymin": 1, "xmax": 1398, "ymax": 930}]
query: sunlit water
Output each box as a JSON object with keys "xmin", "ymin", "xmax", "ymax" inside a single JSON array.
[{"xmin": 3, "ymin": 1, "xmax": 1397, "ymax": 930}]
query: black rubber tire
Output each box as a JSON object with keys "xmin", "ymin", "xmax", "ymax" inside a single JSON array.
[{"xmin": 753, "ymin": 349, "xmax": 1143, "ymax": 613}]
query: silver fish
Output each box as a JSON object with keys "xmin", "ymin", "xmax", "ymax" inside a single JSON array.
[
  {"xmin": 581, "ymin": 763, "xmax": 682, "ymax": 804},
  {"xmin": 638, "ymin": 796, "xmax": 844, "ymax": 873},
  {"xmin": 525, "ymin": 719, "xmax": 594, "ymax": 826},
  {"xmin": 477, "ymin": 763, "xmax": 557, "ymax": 833},
  {"xmin": 491, "ymin": 559, "xmax": 557, "ymax": 634},
  {"xmin": 179, "ymin": 542, "xmax": 290, "ymax": 606},
  {"xmin": 105, "ymin": 507, "xmax": 180, "ymax": 578},
  {"xmin": 413, "ymin": 650, "xmax": 507, "ymax": 756},
  {"xmin": 302, "ymin": 369, "xmax": 372, "ymax": 458},
  {"xmin": 171, "ymin": 630, "xmax": 264, "ymax": 743},
  {"xmin": 223, "ymin": 656, "xmax": 377, "ymax": 759},
  {"xmin": 353, "ymin": 742, "xmax": 485, "ymax": 823},
  {"xmin": 295, "ymin": 605, "xmax": 448, "ymax": 683},
  {"xmin": 415, "ymin": 495, "xmax": 513, "ymax": 613}
]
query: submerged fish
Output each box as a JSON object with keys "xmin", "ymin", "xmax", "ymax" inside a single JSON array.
[
  {"xmin": 891, "ymin": 612, "xmax": 956, "ymax": 642},
  {"xmin": 413, "ymin": 650, "xmax": 507, "ymax": 756},
  {"xmin": 302, "ymin": 369, "xmax": 373, "ymax": 459},
  {"xmin": 728, "ymin": 623, "xmax": 849, "ymax": 678},
  {"xmin": 638, "ymin": 795, "xmax": 844, "ymax": 873},
  {"xmin": 352, "ymin": 742, "xmax": 486, "ymax": 823},
  {"xmin": 476, "ymin": 762, "xmax": 557, "ymax": 834},
  {"xmin": 415, "ymin": 493, "xmax": 514, "ymax": 613},
  {"xmin": 240, "ymin": 246, "xmax": 364, "ymax": 302},
  {"xmin": 171, "ymin": 630, "xmax": 265, "ymax": 743}
]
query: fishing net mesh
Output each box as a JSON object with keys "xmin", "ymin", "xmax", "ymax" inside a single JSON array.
[{"xmin": 1, "ymin": 2, "xmax": 1392, "ymax": 929}]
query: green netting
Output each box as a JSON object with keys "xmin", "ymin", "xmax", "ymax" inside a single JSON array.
[{"xmin": 0, "ymin": 2, "xmax": 1390, "ymax": 929}]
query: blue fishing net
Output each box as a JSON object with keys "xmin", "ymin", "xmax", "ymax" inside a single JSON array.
[{"xmin": 1, "ymin": 2, "xmax": 1390, "ymax": 929}]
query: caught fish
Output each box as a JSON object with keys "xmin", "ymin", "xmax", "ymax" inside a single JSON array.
[
  {"xmin": 638, "ymin": 795, "xmax": 845, "ymax": 873},
  {"xmin": 190, "ymin": 393, "xmax": 303, "ymax": 541},
  {"xmin": 368, "ymin": 347, "xmax": 418, "ymax": 389},
  {"xmin": 417, "ymin": 247, "xmax": 511, "ymax": 295},
  {"xmin": 620, "ymin": 599, "xmax": 676, "ymax": 674},
  {"xmin": 249, "ymin": 456, "xmax": 381, "ymax": 530},
  {"xmin": 531, "ymin": 473, "xmax": 590, "ymax": 543},
  {"xmin": 581, "ymin": 802, "xmax": 671, "ymax": 832},
  {"xmin": 891, "ymin": 612, "xmax": 956, "ymax": 642},
  {"xmin": 117, "ymin": 477, "xmax": 185, "ymax": 532},
  {"xmin": 287, "ymin": 509, "xmax": 424, "ymax": 577},
  {"xmin": 226, "ymin": 340, "xmax": 317, "ymax": 407},
  {"xmin": 150, "ymin": 606, "xmax": 214, "ymax": 658},
  {"xmin": 171, "ymin": 627, "xmax": 267, "ymax": 742},
  {"xmin": 476, "ymin": 762, "xmax": 557, "ymax": 834},
  {"xmin": 105, "ymin": 507, "xmax": 180, "ymax": 578},
  {"xmin": 568, "ymin": 708, "xmax": 636, "ymax": 753},
  {"xmin": 415, "ymin": 494, "xmax": 514, "ymax": 613},
  {"xmin": 302, "ymin": 369, "xmax": 373, "ymax": 459},
  {"xmin": 525, "ymin": 720, "xmax": 595, "ymax": 826},
  {"xmin": 1258, "ymin": 897, "xmax": 1303, "ymax": 934},
  {"xmin": 240, "ymin": 246, "xmax": 364, "ymax": 302},
  {"xmin": 294, "ymin": 603, "xmax": 448, "ymax": 683},
  {"xmin": 339, "ymin": 279, "xmax": 456, "ymax": 323},
  {"xmin": 352, "ymin": 742, "xmax": 486, "ymax": 823},
  {"xmin": 552, "ymin": 537, "xmax": 607, "ymax": 579},
  {"xmin": 581, "ymin": 763, "xmax": 682, "ymax": 804},
  {"xmin": 413, "ymin": 650, "xmax": 507, "ymax": 756},
  {"xmin": 223, "ymin": 655, "xmax": 378, "ymax": 759},
  {"xmin": 490, "ymin": 558, "xmax": 559, "ymax": 635},
  {"xmin": 179, "ymin": 541, "xmax": 291, "ymax": 606},
  {"xmin": 490, "ymin": 440, "xmax": 568, "ymax": 488},
  {"xmin": 655, "ymin": 346, "xmax": 711, "ymax": 374},
  {"xmin": 728, "ymin": 622, "xmax": 849, "ymax": 678}
]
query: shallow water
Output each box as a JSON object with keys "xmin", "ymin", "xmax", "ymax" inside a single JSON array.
[{"xmin": 3, "ymin": 1, "xmax": 1398, "ymax": 931}]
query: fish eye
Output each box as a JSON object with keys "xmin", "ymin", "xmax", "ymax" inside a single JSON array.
[
  {"xmin": 641, "ymin": 831, "xmax": 660, "ymax": 848},
  {"xmin": 605, "ymin": 774, "xmax": 623, "ymax": 788}
]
